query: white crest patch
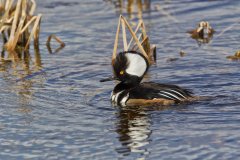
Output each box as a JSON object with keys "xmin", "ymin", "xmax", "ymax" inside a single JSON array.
[{"xmin": 125, "ymin": 53, "xmax": 147, "ymax": 77}]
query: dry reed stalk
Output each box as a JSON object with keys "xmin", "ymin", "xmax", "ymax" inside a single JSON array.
[
  {"xmin": 46, "ymin": 34, "xmax": 65, "ymax": 47},
  {"xmin": 0, "ymin": 0, "xmax": 14, "ymax": 32},
  {"xmin": 7, "ymin": 0, "xmax": 26, "ymax": 51},
  {"xmin": 29, "ymin": 0, "xmax": 36, "ymax": 15},
  {"xmin": 0, "ymin": 0, "xmax": 42, "ymax": 52},
  {"xmin": 25, "ymin": 14, "xmax": 41, "ymax": 49},
  {"xmin": 121, "ymin": 18, "xmax": 128, "ymax": 51},
  {"xmin": 6, "ymin": 0, "xmax": 22, "ymax": 51},
  {"xmin": 127, "ymin": 22, "xmax": 143, "ymax": 49},
  {"xmin": 46, "ymin": 34, "xmax": 65, "ymax": 54},
  {"xmin": 140, "ymin": 20, "xmax": 151, "ymax": 56},
  {"xmin": 121, "ymin": 16, "xmax": 149, "ymax": 60},
  {"xmin": 112, "ymin": 16, "xmax": 121, "ymax": 62},
  {"xmin": 112, "ymin": 15, "xmax": 156, "ymax": 65},
  {"xmin": 132, "ymin": 36, "xmax": 148, "ymax": 50},
  {"xmin": 33, "ymin": 41, "xmax": 42, "ymax": 69}
]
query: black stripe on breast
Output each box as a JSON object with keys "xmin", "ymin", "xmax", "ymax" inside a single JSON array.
[{"xmin": 117, "ymin": 90, "xmax": 129, "ymax": 106}]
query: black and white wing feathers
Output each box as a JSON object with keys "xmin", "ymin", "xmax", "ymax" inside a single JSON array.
[{"xmin": 128, "ymin": 82, "xmax": 193, "ymax": 102}]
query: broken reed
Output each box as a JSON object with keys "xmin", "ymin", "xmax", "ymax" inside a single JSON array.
[
  {"xmin": 46, "ymin": 34, "xmax": 65, "ymax": 54},
  {"xmin": 0, "ymin": 0, "xmax": 41, "ymax": 52}
]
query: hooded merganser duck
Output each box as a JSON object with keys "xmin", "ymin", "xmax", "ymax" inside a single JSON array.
[{"xmin": 101, "ymin": 51, "xmax": 194, "ymax": 107}]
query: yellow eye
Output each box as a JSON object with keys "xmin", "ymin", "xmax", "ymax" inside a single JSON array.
[{"xmin": 120, "ymin": 70, "xmax": 124, "ymax": 75}]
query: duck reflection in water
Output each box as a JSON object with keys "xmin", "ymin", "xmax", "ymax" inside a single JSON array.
[{"xmin": 115, "ymin": 106, "xmax": 151, "ymax": 158}]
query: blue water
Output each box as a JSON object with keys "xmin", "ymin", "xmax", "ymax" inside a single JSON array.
[{"xmin": 0, "ymin": 0, "xmax": 240, "ymax": 159}]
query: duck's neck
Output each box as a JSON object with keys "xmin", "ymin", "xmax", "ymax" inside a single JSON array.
[{"xmin": 113, "ymin": 82, "xmax": 138, "ymax": 93}]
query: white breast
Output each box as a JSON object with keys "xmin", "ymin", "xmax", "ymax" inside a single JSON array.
[
  {"xmin": 120, "ymin": 93, "xmax": 129, "ymax": 106},
  {"xmin": 111, "ymin": 91, "xmax": 129, "ymax": 106},
  {"xmin": 111, "ymin": 91, "xmax": 123, "ymax": 103}
]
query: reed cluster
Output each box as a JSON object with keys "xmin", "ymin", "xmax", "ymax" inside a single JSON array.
[
  {"xmin": 112, "ymin": 15, "xmax": 156, "ymax": 65},
  {"xmin": 0, "ymin": 0, "xmax": 41, "ymax": 51}
]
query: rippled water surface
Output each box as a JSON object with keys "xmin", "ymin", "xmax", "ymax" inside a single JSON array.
[{"xmin": 1, "ymin": 0, "xmax": 240, "ymax": 159}]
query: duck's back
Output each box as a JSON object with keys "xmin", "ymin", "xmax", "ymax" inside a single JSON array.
[
  {"xmin": 112, "ymin": 82, "xmax": 193, "ymax": 107},
  {"xmin": 129, "ymin": 82, "xmax": 192, "ymax": 100}
]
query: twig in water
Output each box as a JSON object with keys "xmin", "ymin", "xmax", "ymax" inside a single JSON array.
[{"xmin": 46, "ymin": 34, "xmax": 65, "ymax": 54}]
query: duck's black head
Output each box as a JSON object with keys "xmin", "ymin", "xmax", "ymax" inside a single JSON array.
[{"xmin": 112, "ymin": 51, "xmax": 149, "ymax": 84}]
